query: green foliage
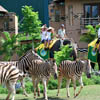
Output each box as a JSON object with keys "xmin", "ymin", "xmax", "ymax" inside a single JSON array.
[
  {"xmin": 16, "ymin": 5, "xmax": 42, "ymax": 56},
  {"xmin": 80, "ymin": 25, "xmax": 99, "ymax": 43},
  {"xmin": 20, "ymin": 5, "xmax": 41, "ymax": 36},
  {"xmin": 48, "ymin": 78, "xmax": 58, "ymax": 90},
  {"xmin": 0, "ymin": 86, "xmax": 8, "ymax": 94},
  {"xmin": 0, "ymin": 32, "xmax": 18, "ymax": 60},
  {"xmin": 90, "ymin": 75, "xmax": 100, "ymax": 84},
  {"xmin": 25, "ymin": 81, "xmax": 33, "ymax": 93},
  {"xmin": 0, "ymin": 6, "xmax": 42, "ymax": 60},
  {"xmin": 0, "ymin": 75, "xmax": 100, "ymax": 94},
  {"xmin": 54, "ymin": 45, "xmax": 73, "ymax": 66},
  {"xmin": 83, "ymin": 75, "xmax": 94, "ymax": 85}
]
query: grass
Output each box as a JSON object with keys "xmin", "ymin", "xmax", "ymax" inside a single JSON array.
[{"xmin": 0, "ymin": 85, "xmax": 100, "ymax": 100}]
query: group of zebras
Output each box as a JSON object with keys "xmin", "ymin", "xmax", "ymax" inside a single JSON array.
[{"xmin": 0, "ymin": 49, "xmax": 91, "ymax": 100}]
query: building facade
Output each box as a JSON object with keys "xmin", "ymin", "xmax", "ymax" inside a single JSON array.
[
  {"xmin": 49, "ymin": 0, "xmax": 100, "ymax": 48},
  {"xmin": 0, "ymin": 6, "xmax": 18, "ymax": 34},
  {"xmin": 0, "ymin": 0, "xmax": 49, "ymax": 26}
]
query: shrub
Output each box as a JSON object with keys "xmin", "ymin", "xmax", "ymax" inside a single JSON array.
[
  {"xmin": 0, "ymin": 74, "xmax": 100, "ymax": 94},
  {"xmin": 0, "ymin": 86, "xmax": 8, "ymax": 94},
  {"xmin": 25, "ymin": 81, "xmax": 33, "ymax": 93},
  {"xmin": 54, "ymin": 45, "xmax": 73, "ymax": 66},
  {"xmin": 83, "ymin": 75, "xmax": 95, "ymax": 86},
  {"xmin": 48, "ymin": 79, "xmax": 58, "ymax": 90}
]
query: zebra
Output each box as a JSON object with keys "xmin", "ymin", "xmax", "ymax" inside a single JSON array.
[
  {"xmin": 0, "ymin": 50, "xmax": 44, "ymax": 97},
  {"xmin": 57, "ymin": 59, "xmax": 91, "ymax": 98},
  {"xmin": 0, "ymin": 63, "xmax": 21, "ymax": 100},
  {"xmin": 0, "ymin": 61, "xmax": 29, "ymax": 97},
  {"xmin": 29, "ymin": 59, "xmax": 58, "ymax": 100},
  {"xmin": 0, "ymin": 50, "xmax": 57, "ymax": 100}
]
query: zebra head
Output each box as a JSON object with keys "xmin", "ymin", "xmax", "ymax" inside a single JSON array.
[
  {"xmin": 81, "ymin": 59, "xmax": 91, "ymax": 78},
  {"xmin": 48, "ymin": 60, "xmax": 58, "ymax": 79}
]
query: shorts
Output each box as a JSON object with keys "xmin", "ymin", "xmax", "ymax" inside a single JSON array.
[
  {"xmin": 45, "ymin": 38, "xmax": 51, "ymax": 41},
  {"xmin": 41, "ymin": 39, "xmax": 45, "ymax": 43}
]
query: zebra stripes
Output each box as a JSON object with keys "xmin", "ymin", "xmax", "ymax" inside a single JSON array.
[
  {"xmin": 0, "ymin": 50, "xmax": 54, "ymax": 98},
  {"xmin": 30, "ymin": 59, "xmax": 58, "ymax": 100},
  {"xmin": 0, "ymin": 49, "xmax": 92, "ymax": 99},
  {"xmin": 17, "ymin": 50, "xmax": 58, "ymax": 100},
  {"xmin": 0, "ymin": 63, "xmax": 20, "ymax": 100},
  {"xmin": 57, "ymin": 59, "xmax": 91, "ymax": 98},
  {"xmin": 0, "ymin": 50, "xmax": 43, "ymax": 97}
]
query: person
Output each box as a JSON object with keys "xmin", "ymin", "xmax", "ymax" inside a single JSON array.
[
  {"xmin": 41, "ymin": 24, "xmax": 47, "ymax": 43},
  {"xmin": 58, "ymin": 24, "xmax": 67, "ymax": 39},
  {"xmin": 94, "ymin": 23, "xmax": 100, "ymax": 53},
  {"xmin": 45, "ymin": 27, "xmax": 53, "ymax": 49}
]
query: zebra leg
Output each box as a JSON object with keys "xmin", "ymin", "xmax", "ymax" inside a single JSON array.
[
  {"xmin": 57, "ymin": 75, "xmax": 62, "ymax": 96},
  {"xmin": 6, "ymin": 81, "xmax": 16, "ymax": 100},
  {"xmin": 20, "ymin": 77, "xmax": 28, "ymax": 97},
  {"xmin": 35, "ymin": 79, "xmax": 40, "ymax": 97},
  {"xmin": 75, "ymin": 77, "xmax": 83, "ymax": 97},
  {"xmin": 66, "ymin": 79, "xmax": 71, "ymax": 98},
  {"xmin": 43, "ymin": 78, "xmax": 49, "ymax": 97},
  {"xmin": 42, "ymin": 78, "xmax": 48, "ymax": 100},
  {"xmin": 72, "ymin": 78, "xmax": 76, "ymax": 98},
  {"xmin": 6, "ymin": 92, "xmax": 11, "ymax": 100},
  {"xmin": 37, "ymin": 84, "xmax": 40, "ymax": 97},
  {"xmin": 6, "ymin": 82, "xmax": 12, "ymax": 100},
  {"xmin": 32, "ymin": 77, "xmax": 37, "ymax": 98},
  {"xmin": 11, "ymin": 82, "xmax": 16, "ymax": 100}
]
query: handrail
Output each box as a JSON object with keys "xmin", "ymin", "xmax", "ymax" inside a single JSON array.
[{"xmin": 80, "ymin": 17, "xmax": 100, "ymax": 27}]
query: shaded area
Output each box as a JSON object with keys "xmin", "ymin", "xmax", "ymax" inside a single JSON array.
[
  {"xmin": 0, "ymin": 96, "xmax": 66, "ymax": 100},
  {"xmin": 0, "ymin": 97, "xmax": 65, "ymax": 100},
  {"xmin": 36, "ymin": 97, "xmax": 65, "ymax": 100}
]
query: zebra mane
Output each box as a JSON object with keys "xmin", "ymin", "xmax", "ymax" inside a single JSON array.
[
  {"xmin": 31, "ymin": 50, "xmax": 45, "ymax": 61},
  {"xmin": 18, "ymin": 49, "xmax": 45, "ymax": 62},
  {"xmin": 18, "ymin": 50, "xmax": 32, "ymax": 61}
]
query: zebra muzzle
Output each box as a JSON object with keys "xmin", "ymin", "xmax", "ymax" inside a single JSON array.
[
  {"xmin": 87, "ymin": 73, "xmax": 91, "ymax": 78},
  {"xmin": 54, "ymin": 73, "xmax": 58, "ymax": 79}
]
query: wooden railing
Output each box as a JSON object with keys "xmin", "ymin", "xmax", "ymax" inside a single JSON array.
[{"xmin": 80, "ymin": 17, "xmax": 100, "ymax": 28}]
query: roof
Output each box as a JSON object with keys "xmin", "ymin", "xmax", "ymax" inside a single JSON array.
[{"xmin": 0, "ymin": 5, "xmax": 8, "ymax": 13}]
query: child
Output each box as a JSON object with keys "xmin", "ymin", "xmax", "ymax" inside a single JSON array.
[
  {"xmin": 41, "ymin": 24, "xmax": 47, "ymax": 43},
  {"xmin": 45, "ymin": 27, "xmax": 53, "ymax": 49}
]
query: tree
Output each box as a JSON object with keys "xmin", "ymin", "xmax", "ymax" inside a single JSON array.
[
  {"xmin": 20, "ymin": 5, "xmax": 41, "ymax": 37},
  {"xmin": 80, "ymin": 25, "xmax": 99, "ymax": 43},
  {"xmin": 0, "ymin": 32, "xmax": 18, "ymax": 61},
  {"xmin": 0, "ymin": 6, "xmax": 42, "ymax": 60},
  {"xmin": 18, "ymin": 6, "xmax": 42, "ymax": 54}
]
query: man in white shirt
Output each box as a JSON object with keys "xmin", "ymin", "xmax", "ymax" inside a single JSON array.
[
  {"xmin": 58, "ymin": 24, "xmax": 66, "ymax": 39},
  {"xmin": 98, "ymin": 26, "xmax": 100, "ymax": 38},
  {"xmin": 94, "ymin": 23, "xmax": 100, "ymax": 53}
]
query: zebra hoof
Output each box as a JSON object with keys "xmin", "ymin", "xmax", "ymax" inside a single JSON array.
[
  {"xmin": 34, "ymin": 96, "xmax": 37, "ymax": 99},
  {"xmin": 23, "ymin": 93, "xmax": 28, "ymax": 97},
  {"xmin": 67, "ymin": 95, "xmax": 70, "ymax": 98},
  {"xmin": 74, "ymin": 94, "xmax": 78, "ymax": 98},
  {"xmin": 45, "ymin": 99, "xmax": 48, "ymax": 100},
  {"xmin": 56, "ymin": 93, "xmax": 59, "ymax": 96},
  {"xmin": 37, "ymin": 93, "xmax": 40, "ymax": 97}
]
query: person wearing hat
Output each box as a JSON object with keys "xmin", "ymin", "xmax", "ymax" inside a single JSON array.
[
  {"xmin": 45, "ymin": 27, "xmax": 53, "ymax": 49},
  {"xmin": 94, "ymin": 23, "xmax": 100, "ymax": 53},
  {"xmin": 57, "ymin": 24, "xmax": 67, "ymax": 39},
  {"xmin": 41, "ymin": 24, "xmax": 47, "ymax": 43}
]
